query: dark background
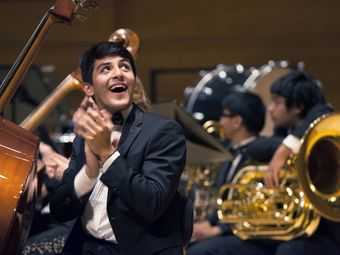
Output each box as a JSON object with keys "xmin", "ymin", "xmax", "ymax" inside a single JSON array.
[{"xmin": 1, "ymin": 0, "xmax": 339, "ymax": 129}]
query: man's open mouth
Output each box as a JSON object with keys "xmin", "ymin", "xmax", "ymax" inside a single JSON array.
[{"xmin": 110, "ymin": 85, "xmax": 127, "ymax": 93}]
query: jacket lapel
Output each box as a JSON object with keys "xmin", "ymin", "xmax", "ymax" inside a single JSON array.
[{"xmin": 117, "ymin": 104, "xmax": 142, "ymax": 157}]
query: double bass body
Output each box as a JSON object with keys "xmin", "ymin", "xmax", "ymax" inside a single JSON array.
[{"xmin": 0, "ymin": 1, "xmax": 99, "ymax": 253}]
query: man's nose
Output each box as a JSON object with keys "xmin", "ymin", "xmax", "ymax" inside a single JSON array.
[
  {"xmin": 267, "ymin": 103, "xmax": 274, "ymax": 113},
  {"xmin": 112, "ymin": 66, "xmax": 124, "ymax": 79}
]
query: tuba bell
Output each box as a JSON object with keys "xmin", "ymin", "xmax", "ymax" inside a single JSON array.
[{"xmin": 217, "ymin": 113, "xmax": 340, "ymax": 240}]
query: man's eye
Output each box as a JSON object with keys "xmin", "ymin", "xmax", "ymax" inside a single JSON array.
[
  {"xmin": 121, "ymin": 63, "xmax": 131, "ymax": 70},
  {"xmin": 101, "ymin": 66, "xmax": 110, "ymax": 72}
]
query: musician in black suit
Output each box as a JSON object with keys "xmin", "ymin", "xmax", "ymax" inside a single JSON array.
[
  {"xmin": 186, "ymin": 91, "xmax": 281, "ymax": 255},
  {"xmin": 217, "ymin": 71, "xmax": 338, "ymax": 255},
  {"xmin": 50, "ymin": 41, "xmax": 189, "ymax": 255},
  {"xmin": 264, "ymin": 70, "xmax": 338, "ymax": 255},
  {"xmin": 265, "ymin": 70, "xmax": 333, "ymax": 188}
]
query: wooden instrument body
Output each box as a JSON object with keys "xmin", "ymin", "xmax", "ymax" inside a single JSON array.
[
  {"xmin": 0, "ymin": 2, "xmax": 93, "ymax": 253},
  {"xmin": 0, "ymin": 117, "xmax": 39, "ymax": 254}
]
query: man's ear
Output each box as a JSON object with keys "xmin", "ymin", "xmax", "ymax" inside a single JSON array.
[
  {"xmin": 233, "ymin": 115, "xmax": 243, "ymax": 129},
  {"xmin": 82, "ymin": 82, "xmax": 94, "ymax": 97}
]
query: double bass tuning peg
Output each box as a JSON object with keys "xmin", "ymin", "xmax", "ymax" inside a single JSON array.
[
  {"xmin": 73, "ymin": 0, "xmax": 99, "ymax": 11},
  {"xmin": 74, "ymin": 13, "xmax": 86, "ymax": 22}
]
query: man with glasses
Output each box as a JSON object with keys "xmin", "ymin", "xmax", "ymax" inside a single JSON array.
[{"xmin": 186, "ymin": 90, "xmax": 281, "ymax": 255}]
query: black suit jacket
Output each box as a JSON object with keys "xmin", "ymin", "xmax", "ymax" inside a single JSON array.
[{"xmin": 50, "ymin": 104, "xmax": 188, "ymax": 255}]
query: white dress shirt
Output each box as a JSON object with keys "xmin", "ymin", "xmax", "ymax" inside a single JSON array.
[
  {"xmin": 226, "ymin": 136, "xmax": 256, "ymax": 182},
  {"xmin": 282, "ymin": 134, "xmax": 301, "ymax": 154}
]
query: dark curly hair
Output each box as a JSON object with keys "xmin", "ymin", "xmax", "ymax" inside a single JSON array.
[{"xmin": 80, "ymin": 41, "xmax": 136, "ymax": 84}]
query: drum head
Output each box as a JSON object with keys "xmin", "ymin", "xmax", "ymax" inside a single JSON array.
[{"xmin": 185, "ymin": 64, "xmax": 251, "ymax": 125}]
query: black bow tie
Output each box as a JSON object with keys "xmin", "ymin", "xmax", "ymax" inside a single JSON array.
[
  {"xmin": 228, "ymin": 145, "xmax": 247, "ymax": 156},
  {"xmin": 112, "ymin": 112, "xmax": 124, "ymax": 125}
]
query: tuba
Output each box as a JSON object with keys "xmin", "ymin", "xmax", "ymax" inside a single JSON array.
[{"xmin": 217, "ymin": 113, "xmax": 340, "ymax": 240}]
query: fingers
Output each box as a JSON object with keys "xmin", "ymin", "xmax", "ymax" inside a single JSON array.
[
  {"xmin": 73, "ymin": 96, "xmax": 114, "ymax": 138},
  {"xmin": 73, "ymin": 107, "xmax": 86, "ymax": 124},
  {"xmin": 74, "ymin": 105, "xmax": 114, "ymax": 145},
  {"xmin": 264, "ymin": 169, "xmax": 274, "ymax": 188},
  {"xmin": 73, "ymin": 96, "xmax": 98, "ymax": 124},
  {"xmin": 100, "ymin": 109, "xmax": 114, "ymax": 129},
  {"xmin": 73, "ymin": 113, "xmax": 96, "ymax": 138},
  {"xmin": 52, "ymin": 153, "xmax": 70, "ymax": 169},
  {"xmin": 43, "ymin": 153, "xmax": 70, "ymax": 181},
  {"xmin": 73, "ymin": 100, "xmax": 114, "ymax": 162},
  {"xmin": 45, "ymin": 163, "xmax": 57, "ymax": 178},
  {"xmin": 74, "ymin": 108, "xmax": 101, "ymax": 138},
  {"xmin": 273, "ymin": 170, "xmax": 280, "ymax": 187},
  {"xmin": 265, "ymin": 164, "xmax": 281, "ymax": 188},
  {"xmin": 87, "ymin": 97, "xmax": 98, "ymax": 110},
  {"xmin": 87, "ymin": 107, "xmax": 106, "ymax": 126},
  {"xmin": 79, "ymin": 96, "xmax": 95, "ymax": 110},
  {"xmin": 280, "ymin": 177, "xmax": 287, "ymax": 188},
  {"xmin": 54, "ymin": 164, "xmax": 66, "ymax": 181},
  {"xmin": 53, "ymin": 152, "xmax": 69, "ymax": 162},
  {"xmin": 37, "ymin": 159, "xmax": 45, "ymax": 173}
]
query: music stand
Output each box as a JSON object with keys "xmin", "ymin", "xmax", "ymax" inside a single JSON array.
[{"xmin": 149, "ymin": 101, "xmax": 231, "ymax": 165}]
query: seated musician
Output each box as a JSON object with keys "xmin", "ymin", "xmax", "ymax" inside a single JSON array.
[
  {"xmin": 264, "ymin": 70, "xmax": 339, "ymax": 255},
  {"xmin": 22, "ymin": 142, "xmax": 73, "ymax": 255},
  {"xmin": 217, "ymin": 70, "xmax": 339, "ymax": 255},
  {"xmin": 265, "ymin": 70, "xmax": 333, "ymax": 188},
  {"xmin": 186, "ymin": 90, "xmax": 281, "ymax": 255}
]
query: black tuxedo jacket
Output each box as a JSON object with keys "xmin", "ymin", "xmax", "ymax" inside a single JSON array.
[{"xmin": 50, "ymin": 104, "xmax": 188, "ymax": 255}]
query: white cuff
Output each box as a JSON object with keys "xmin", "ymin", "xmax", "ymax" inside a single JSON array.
[
  {"xmin": 100, "ymin": 151, "xmax": 120, "ymax": 174},
  {"xmin": 74, "ymin": 165, "xmax": 98, "ymax": 198},
  {"xmin": 74, "ymin": 151, "xmax": 120, "ymax": 197},
  {"xmin": 282, "ymin": 135, "xmax": 301, "ymax": 154}
]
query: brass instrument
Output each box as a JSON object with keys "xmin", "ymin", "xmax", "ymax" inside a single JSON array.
[
  {"xmin": 184, "ymin": 119, "xmax": 226, "ymax": 220},
  {"xmin": 184, "ymin": 163, "xmax": 223, "ymax": 221},
  {"xmin": 202, "ymin": 120, "xmax": 225, "ymax": 140},
  {"xmin": 217, "ymin": 113, "xmax": 340, "ymax": 240},
  {"xmin": 184, "ymin": 109, "xmax": 231, "ymax": 220}
]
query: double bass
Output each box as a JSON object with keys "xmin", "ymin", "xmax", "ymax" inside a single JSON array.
[{"xmin": 0, "ymin": 1, "xmax": 98, "ymax": 253}]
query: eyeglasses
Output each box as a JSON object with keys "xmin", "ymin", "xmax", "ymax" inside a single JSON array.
[{"xmin": 221, "ymin": 112, "xmax": 236, "ymax": 118}]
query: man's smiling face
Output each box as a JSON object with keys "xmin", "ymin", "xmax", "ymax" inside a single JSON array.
[{"xmin": 83, "ymin": 55, "xmax": 136, "ymax": 113}]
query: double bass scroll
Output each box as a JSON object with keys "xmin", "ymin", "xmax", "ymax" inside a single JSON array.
[{"xmin": 0, "ymin": 0, "xmax": 100, "ymax": 114}]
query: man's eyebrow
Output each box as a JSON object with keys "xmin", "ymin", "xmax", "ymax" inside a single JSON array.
[
  {"xmin": 120, "ymin": 58, "xmax": 131, "ymax": 64},
  {"xmin": 96, "ymin": 61, "xmax": 111, "ymax": 70}
]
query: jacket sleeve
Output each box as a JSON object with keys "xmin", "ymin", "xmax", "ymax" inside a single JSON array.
[
  {"xmin": 247, "ymin": 136, "xmax": 283, "ymax": 163},
  {"xmin": 207, "ymin": 208, "xmax": 232, "ymax": 235},
  {"xmin": 292, "ymin": 103, "xmax": 333, "ymax": 138},
  {"xmin": 50, "ymin": 137, "xmax": 90, "ymax": 222}
]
